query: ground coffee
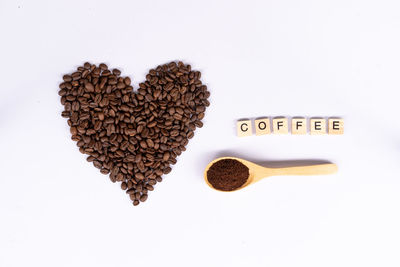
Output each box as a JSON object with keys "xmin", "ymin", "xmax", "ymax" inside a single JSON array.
[
  {"xmin": 59, "ymin": 61, "xmax": 210, "ymax": 205},
  {"xmin": 206, "ymin": 159, "xmax": 249, "ymax": 191}
]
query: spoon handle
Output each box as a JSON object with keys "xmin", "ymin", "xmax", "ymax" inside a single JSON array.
[{"xmin": 268, "ymin": 163, "xmax": 338, "ymax": 176}]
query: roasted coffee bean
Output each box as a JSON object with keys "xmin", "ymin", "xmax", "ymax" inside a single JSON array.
[
  {"xmin": 164, "ymin": 167, "xmax": 172, "ymax": 174},
  {"xmin": 59, "ymin": 61, "xmax": 209, "ymax": 206},
  {"xmin": 99, "ymin": 63, "xmax": 108, "ymax": 70},
  {"xmin": 100, "ymin": 168, "xmax": 110, "ymax": 175},
  {"xmin": 63, "ymin": 75, "xmax": 72, "ymax": 82},
  {"xmin": 124, "ymin": 77, "xmax": 131, "ymax": 86},
  {"xmin": 136, "ymin": 173, "xmax": 144, "ymax": 180},
  {"xmin": 85, "ymin": 83, "xmax": 94, "ymax": 92},
  {"xmin": 140, "ymin": 194, "xmax": 148, "ymax": 202},
  {"xmin": 148, "ymin": 179, "xmax": 157, "ymax": 185},
  {"xmin": 61, "ymin": 111, "xmax": 70, "ymax": 118},
  {"xmin": 121, "ymin": 182, "xmax": 128, "ymax": 190},
  {"xmin": 126, "ymin": 188, "xmax": 135, "ymax": 194},
  {"xmin": 146, "ymin": 185, "xmax": 154, "ymax": 191}
]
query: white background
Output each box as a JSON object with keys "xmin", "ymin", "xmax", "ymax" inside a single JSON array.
[{"xmin": 1, "ymin": 0, "xmax": 400, "ymax": 266}]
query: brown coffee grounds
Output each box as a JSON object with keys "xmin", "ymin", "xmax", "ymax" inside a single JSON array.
[{"xmin": 207, "ymin": 159, "xmax": 249, "ymax": 191}]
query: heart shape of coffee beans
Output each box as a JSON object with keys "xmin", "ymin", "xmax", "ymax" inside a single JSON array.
[{"xmin": 59, "ymin": 61, "xmax": 210, "ymax": 206}]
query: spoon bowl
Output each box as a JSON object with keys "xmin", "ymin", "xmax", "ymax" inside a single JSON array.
[{"xmin": 204, "ymin": 156, "xmax": 338, "ymax": 191}]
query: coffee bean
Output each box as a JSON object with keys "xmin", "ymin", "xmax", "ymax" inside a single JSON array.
[
  {"xmin": 124, "ymin": 77, "xmax": 131, "ymax": 86},
  {"xmin": 120, "ymin": 182, "xmax": 127, "ymax": 190},
  {"xmin": 100, "ymin": 168, "xmax": 110, "ymax": 175},
  {"xmin": 85, "ymin": 83, "xmax": 94, "ymax": 92},
  {"xmin": 59, "ymin": 62, "xmax": 210, "ymax": 206},
  {"xmin": 93, "ymin": 161, "xmax": 102, "ymax": 169},
  {"xmin": 136, "ymin": 173, "xmax": 144, "ymax": 180},
  {"xmin": 163, "ymin": 152, "xmax": 170, "ymax": 161},
  {"xmin": 61, "ymin": 111, "xmax": 70, "ymax": 118},
  {"xmin": 147, "ymin": 121, "xmax": 157, "ymax": 128},
  {"xmin": 135, "ymin": 153, "xmax": 142, "ymax": 163},
  {"xmin": 63, "ymin": 75, "xmax": 72, "ymax": 82},
  {"xmin": 126, "ymin": 187, "xmax": 135, "ymax": 194},
  {"xmin": 112, "ymin": 69, "xmax": 121, "ymax": 76},
  {"xmin": 146, "ymin": 185, "xmax": 154, "ymax": 191},
  {"xmin": 58, "ymin": 89, "xmax": 67, "ymax": 96},
  {"xmin": 146, "ymin": 139, "xmax": 154, "ymax": 148},
  {"xmin": 170, "ymin": 130, "xmax": 179, "ymax": 137},
  {"xmin": 117, "ymin": 82, "xmax": 125, "ymax": 89},
  {"xmin": 83, "ymin": 62, "xmax": 91, "ymax": 69},
  {"xmin": 99, "ymin": 63, "xmax": 108, "ymax": 70},
  {"xmin": 140, "ymin": 140, "xmax": 147, "ymax": 149},
  {"xmin": 140, "ymin": 194, "xmax": 148, "ymax": 202}
]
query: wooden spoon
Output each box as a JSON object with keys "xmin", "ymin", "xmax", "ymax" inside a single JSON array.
[{"xmin": 204, "ymin": 157, "xmax": 338, "ymax": 191}]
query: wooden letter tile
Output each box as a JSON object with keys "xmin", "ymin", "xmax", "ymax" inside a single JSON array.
[
  {"xmin": 237, "ymin": 120, "xmax": 252, "ymax": 137},
  {"xmin": 328, "ymin": 118, "xmax": 344, "ymax": 135},
  {"xmin": 291, "ymin": 117, "xmax": 307, "ymax": 135},
  {"xmin": 310, "ymin": 118, "xmax": 326, "ymax": 135},
  {"xmin": 272, "ymin": 117, "xmax": 288, "ymax": 134},
  {"xmin": 255, "ymin": 118, "xmax": 271, "ymax": 136}
]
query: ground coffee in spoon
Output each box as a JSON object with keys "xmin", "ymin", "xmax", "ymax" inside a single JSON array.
[{"xmin": 207, "ymin": 159, "xmax": 249, "ymax": 191}]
